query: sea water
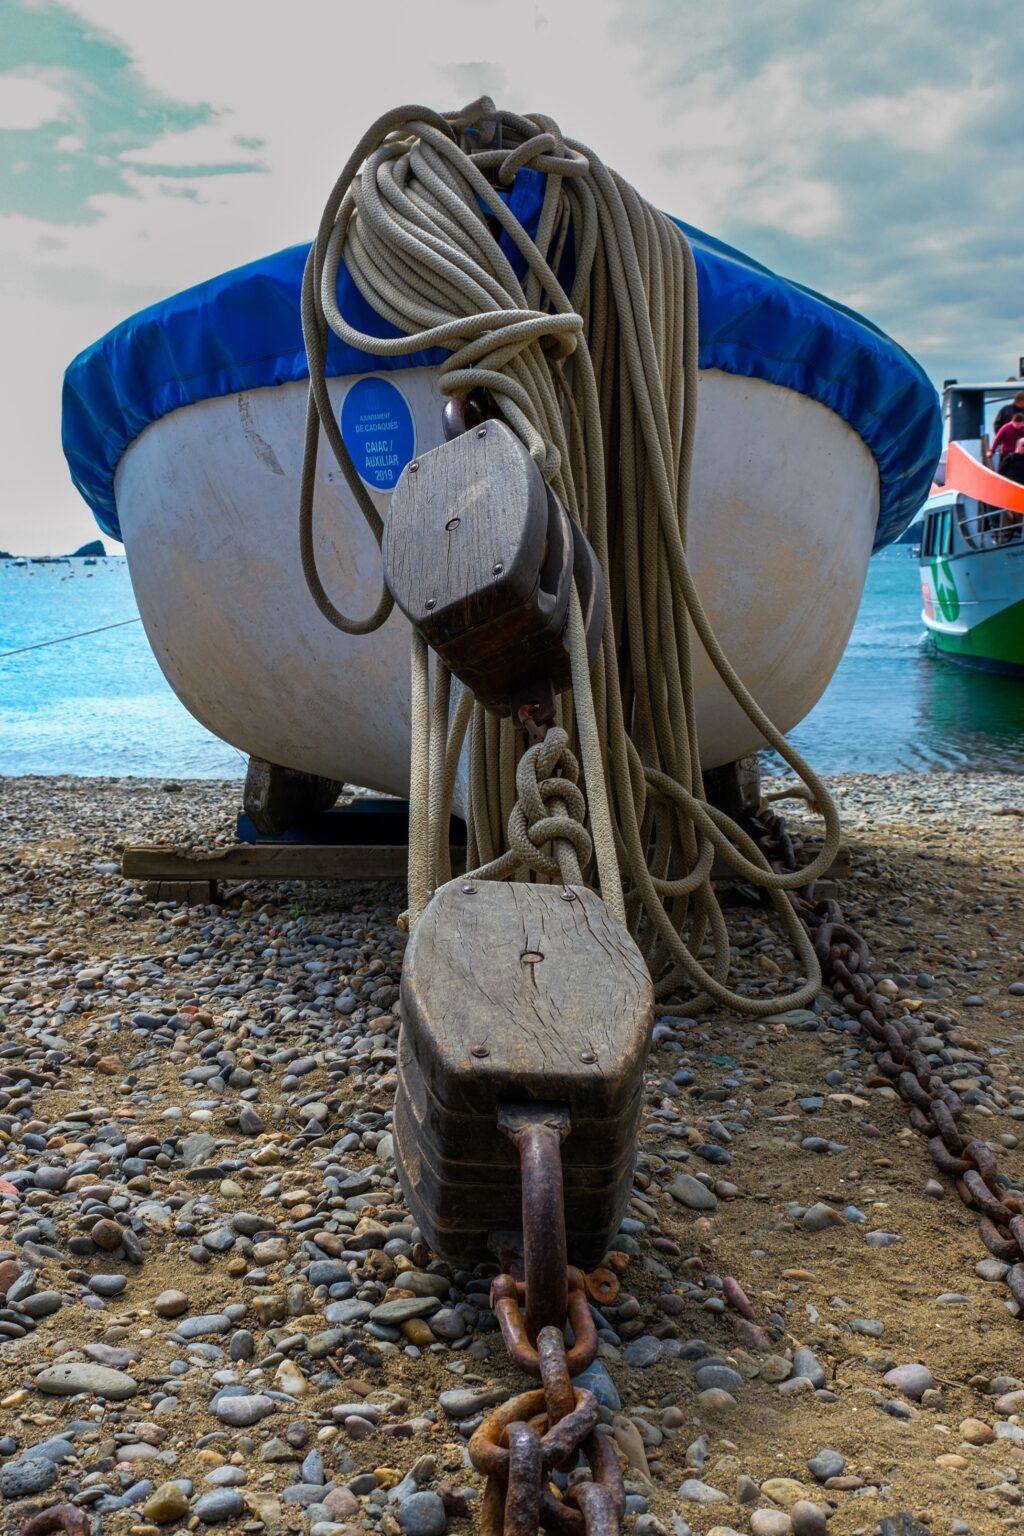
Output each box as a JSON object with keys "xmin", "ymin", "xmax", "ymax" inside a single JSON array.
[
  {"xmin": 0, "ymin": 559, "xmax": 244, "ymax": 778},
  {"xmin": 2, "ymin": 555, "xmax": 1023, "ymax": 779}
]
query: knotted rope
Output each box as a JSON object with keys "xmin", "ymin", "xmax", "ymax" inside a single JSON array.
[
  {"xmin": 300, "ymin": 98, "xmax": 837, "ymax": 1015},
  {"xmin": 492, "ymin": 727, "xmax": 592, "ymax": 885}
]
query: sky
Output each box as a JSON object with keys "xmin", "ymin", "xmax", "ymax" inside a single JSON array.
[{"xmin": 1, "ymin": 0, "xmax": 1021, "ymax": 554}]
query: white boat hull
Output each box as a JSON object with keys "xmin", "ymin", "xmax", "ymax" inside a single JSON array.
[{"xmin": 116, "ymin": 366, "xmax": 880, "ymax": 796}]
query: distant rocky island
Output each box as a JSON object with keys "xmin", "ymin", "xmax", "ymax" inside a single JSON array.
[{"xmin": 1, "ymin": 539, "xmax": 107, "ymax": 560}]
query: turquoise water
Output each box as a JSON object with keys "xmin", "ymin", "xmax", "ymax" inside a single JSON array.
[
  {"xmin": 2, "ymin": 555, "xmax": 1023, "ymax": 779},
  {"xmin": 0, "ymin": 559, "xmax": 244, "ymax": 778}
]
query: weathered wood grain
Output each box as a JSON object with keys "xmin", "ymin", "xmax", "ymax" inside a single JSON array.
[
  {"xmin": 384, "ymin": 421, "xmax": 548, "ymax": 636},
  {"xmin": 382, "ymin": 421, "xmax": 574, "ymax": 711},
  {"xmin": 403, "ymin": 880, "xmax": 651, "ymax": 1111},
  {"xmin": 394, "ymin": 880, "xmax": 654, "ymax": 1263}
]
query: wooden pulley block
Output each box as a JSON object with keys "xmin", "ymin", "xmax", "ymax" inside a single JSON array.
[
  {"xmin": 393, "ymin": 880, "xmax": 654, "ymax": 1264},
  {"xmin": 381, "ymin": 420, "xmax": 605, "ymax": 714}
]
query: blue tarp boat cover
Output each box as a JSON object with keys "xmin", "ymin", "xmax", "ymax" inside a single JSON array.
[{"xmin": 62, "ymin": 167, "xmax": 941, "ymax": 550}]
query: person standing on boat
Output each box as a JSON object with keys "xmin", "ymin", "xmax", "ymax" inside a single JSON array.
[
  {"xmin": 992, "ymin": 390, "xmax": 1024, "ymax": 436},
  {"xmin": 991, "ymin": 409, "xmax": 1024, "ymax": 472}
]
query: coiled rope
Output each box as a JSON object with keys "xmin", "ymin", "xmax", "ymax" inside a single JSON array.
[{"xmin": 299, "ymin": 98, "xmax": 842, "ymax": 1015}]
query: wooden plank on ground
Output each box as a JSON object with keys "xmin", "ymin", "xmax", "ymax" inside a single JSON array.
[{"xmin": 122, "ymin": 844, "xmax": 465, "ymax": 883}]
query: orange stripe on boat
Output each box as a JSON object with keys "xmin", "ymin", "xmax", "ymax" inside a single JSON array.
[{"xmin": 943, "ymin": 442, "xmax": 1024, "ymax": 515}]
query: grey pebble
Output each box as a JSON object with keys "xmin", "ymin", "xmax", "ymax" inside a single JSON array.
[
  {"xmin": 283, "ymin": 1483, "xmax": 333, "ymax": 1507},
  {"xmin": 694, "ymin": 1362, "xmax": 744, "ymax": 1394},
  {"xmin": 20, "ymin": 1290, "xmax": 63, "ymax": 1317},
  {"xmin": 229, "ymin": 1329, "xmax": 255, "ymax": 1361},
  {"xmin": 807, "ymin": 1449, "xmax": 844, "ymax": 1481},
  {"xmin": 205, "ymin": 1466, "xmax": 247, "ymax": 1486},
  {"xmin": 679, "ymin": 1478, "xmax": 727, "ymax": 1503},
  {"xmin": 324, "ymin": 1299, "xmax": 374, "ymax": 1326},
  {"xmin": 0, "ymin": 1457, "xmax": 59, "ymax": 1499},
  {"xmin": 35, "ymin": 1363, "xmax": 137, "ymax": 1399},
  {"xmin": 429, "ymin": 1307, "xmax": 466, "ymax": 1341},
  {"xmin": 800, "ymin": 1202, "xmax": 844, "ymax": 1232},
  {"xmin": 623, "ymin": 1335, "xmax": 661, "ymax": 1368},
  {"xmin": 370, "ymin": 1296, "xmax": 440, "ymax": 1325},
  {"xmin": 194, "ymin": 1488, "xmax": 246, "ymax": 1523},
  {"xmin": 214, "ymin": 1393, "xmax": 276, "ymax": 1426},
  {"xmin": 88, "ymin": 1274, "xmax": 127, "ymax": 1297},
  {"xmin": 573, "ymin": 1360, "xmax": 621, "ymax": 1411},
  {"xmin": 883, "ymin": 1363, "xmax": 934, "ymax": 1400},
  {"xmin": 398, "ymin": 1490, "xmax": 448, "ymax": 1536},
  {"xmin": 176, "ymin": 1312, "xmax": 232, "ymax": 1339},
  {"xmin": 791, "ymin": 1347, "xmax": 826, "ymax": 1388},
  {"xmin": 667, "ymin": 1174, "xmax": 717, "ymax": 1211},
  {"xmin": 439, "ymin": 1386, "xmax": 508, "ymax": 1419}
]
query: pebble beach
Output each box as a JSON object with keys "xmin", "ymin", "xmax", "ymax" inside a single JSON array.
[{"xmin": 2, "ymin": 772, "xmax": 1024, "ymax": 1536}]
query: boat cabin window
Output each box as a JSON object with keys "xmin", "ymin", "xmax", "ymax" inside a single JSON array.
[
  {"xmin": 945, "ymin": 390, "xmax": 985, "ymax": 446},
  {"xmin": 922, "ymin": 507, "xmax": 954, "ymax": 557}
]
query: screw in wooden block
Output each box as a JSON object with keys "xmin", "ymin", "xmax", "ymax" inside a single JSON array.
[
  {"xmin": 471, "ymin": 1044, "xmax": 490, "ymax": 1058},
  {"xmin": 580, "ymin": 1051, "xmax": 597, "ymax": 1064}
]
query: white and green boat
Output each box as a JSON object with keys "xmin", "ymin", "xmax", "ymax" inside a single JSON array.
[{"xmin": 920, "ymin": 379, "xmax": 1024, "ymax": 675}]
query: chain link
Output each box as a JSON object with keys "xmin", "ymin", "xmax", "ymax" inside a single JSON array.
[
  {"xmin": 747, "ymin": 804, "xmax": 1024, "ymax": 1316},
  {"xmin": 468, "ymin": 1326, "xmax": 626, "ymax": 1536},
  {"xmin": 473, "ymin": 1105, "xmax": 627, "ymax": 1536}
]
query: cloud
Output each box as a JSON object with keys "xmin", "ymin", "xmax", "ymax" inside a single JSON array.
[
  {"xmin": 631, "ymin": 0, "xmax": 1019, "ymax": 384},
  {"xmin": 0, "ymin": 68, "xmax": 70, "ymax": 129},
  {"xmin": 2, "ymin": 0, "xmax": 1022, "ymax": 553},
  {"xmin": 119, "ymin": 122, "xmax": 265, "ymax": 172},
  {"xmin": 0, "ymin": 0, "xmax": 262, "ymax": 223}
]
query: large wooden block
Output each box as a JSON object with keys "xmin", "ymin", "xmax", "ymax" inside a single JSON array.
[{"xmin": 394, "ymin": 880, "xmax": 653, "ymax": 1264}]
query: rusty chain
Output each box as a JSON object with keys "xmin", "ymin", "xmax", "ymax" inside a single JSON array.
[
  {"xmin": 472, "ymin": 1108, "xmax": 627, "ymax": 1536},
  {"xmin": 471, "ymin": 1275, "xmax": 626, "ymax": 1536},
  {"xmin": 748, "ymin": 803, "xmax": 1024, "ymax": 1316}
]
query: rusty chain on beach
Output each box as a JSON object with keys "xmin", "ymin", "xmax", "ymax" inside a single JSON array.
[
  {"xmin": 748, "ymin": 802, "xmax": 1024, "ymax": 1316},
  {"xmin": 470, "ymin": 1107, "xmax": 627, "ymax": 1536}
]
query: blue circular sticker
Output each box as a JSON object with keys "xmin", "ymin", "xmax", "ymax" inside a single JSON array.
[{"xmin": 340, "ymin": 376, "xmax": 416, "ymax": 492}]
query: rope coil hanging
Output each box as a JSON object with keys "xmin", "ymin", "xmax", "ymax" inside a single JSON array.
[{"xmin": 299, "ymin": 97, "xmax": 841, "ymax": 1016}]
